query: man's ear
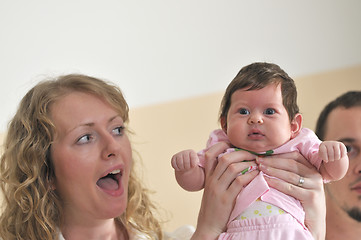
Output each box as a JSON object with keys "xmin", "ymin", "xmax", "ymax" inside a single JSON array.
[
  {"xmin": 220, "ymin": 116, "xmax": 227, "ymax": 133},
  {"xmin": 290, "ymin": 113, "xmax": 302, "ymax": 139}
]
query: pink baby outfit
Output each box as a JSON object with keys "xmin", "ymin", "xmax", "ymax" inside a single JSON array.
[{"xmin": 197, "ymin": 128, "xmax": 322, "ymax": 240}]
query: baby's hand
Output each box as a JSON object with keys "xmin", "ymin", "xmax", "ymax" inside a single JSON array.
[
  {"xmin": 171, "ymin": 149, "xmax": 199, "ymax": 172},
  {"xmin": 319, "ymin": 141, "xmax": 348, "ymax": 163}
]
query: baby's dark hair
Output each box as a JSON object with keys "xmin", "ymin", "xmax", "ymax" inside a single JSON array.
[{"xmin": 219, "ymin": 62, "xmax": 299, "ymax": 127}]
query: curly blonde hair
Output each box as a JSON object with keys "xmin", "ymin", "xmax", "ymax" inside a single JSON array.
[{"xmin": 0, "ymin": 74, "xmax": 163, "ymax": 239}]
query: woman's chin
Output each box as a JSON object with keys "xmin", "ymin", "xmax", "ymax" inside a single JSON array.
[{"xmin": 101, "ymin": 205, "xmax": 127, "ymax": 219}]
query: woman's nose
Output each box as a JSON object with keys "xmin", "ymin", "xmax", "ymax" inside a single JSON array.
[{"xmin": 102, "ymin": 134, "xmax": 120, "ymax": 159}]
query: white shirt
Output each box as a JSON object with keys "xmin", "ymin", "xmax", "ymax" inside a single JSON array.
[{"xmin": 58, "ymin": 225, "xmax": 195, "ymax": 240}]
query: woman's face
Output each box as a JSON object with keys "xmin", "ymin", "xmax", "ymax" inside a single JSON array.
[{"xmin": 50, "ymin": 91, "xmax": 132, "ymax": 222}]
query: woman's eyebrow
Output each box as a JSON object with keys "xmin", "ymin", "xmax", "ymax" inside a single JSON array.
[
  {"xmin": 108, "ymin": 115, "xmax": 123, "ymax": 123},
  {"xmin": 68, "ymin": 115, "xmax": 121, "ymax": 133},
  {"xmin": 67, "ymin": 122, "xmax": 94, "ymax": 134}
]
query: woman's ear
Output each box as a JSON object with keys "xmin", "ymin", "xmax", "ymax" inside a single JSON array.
[
  {"xmin": 290, "ymin": 113, "xmax": 302, "ymax": 139},
  {"xmin": 220, "ymin": 116, "xmax": 227, "ymax": 133}
]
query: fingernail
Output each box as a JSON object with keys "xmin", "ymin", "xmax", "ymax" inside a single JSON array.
[
  {"xmin": 259, "ymin": 163, "xmax": 267, "ymax": 171},
  {"xmin": 256, "ymin": 156, "xmax": 263, "ymax": 163}
]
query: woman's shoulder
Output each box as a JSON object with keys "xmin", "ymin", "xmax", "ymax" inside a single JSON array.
[
  {"xmin": 59, "ymin": 225, "xmax": 195, "ymax": 240},
  {"xmin": 163, "ymin": 225, "xmax": 195, "ymax": 240},
  {"xmin": 131, "ymin": 225, "xmax": 195, "ymax": 240}
]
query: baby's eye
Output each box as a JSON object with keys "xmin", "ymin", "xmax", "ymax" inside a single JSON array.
[
  {"xmin": 239, "ymin": 108, "xmax": 250, "ymax": 115},
  {"xmin": 77, "ymin": 134, "xmax": 93, "ymax": 144},
  {"xmin": 264, "ymin": 108, "xmax": 276, "ymax": 115},
  {"xmin": 113, "ymin": 126, "xmax": 125, "ymax": 136}
]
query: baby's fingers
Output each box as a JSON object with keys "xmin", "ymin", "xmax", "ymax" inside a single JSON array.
[
  {"xmin": 318, "ymin": 144, "xmax": 330, "ymax": 162},
  {"xmin": 189, "ymin": 150, "xmax": 199, "ymax": 168},
  {"xmin": 339, "ymin": 142, "xmax": 348, "ymax": 159},
  {"xmin": 171, "ymin": 149, "xmax": 200, "ymax": 171},
  {"xmin": 171, "ymin": 155, "xmax": 183, "ymax": 171}
]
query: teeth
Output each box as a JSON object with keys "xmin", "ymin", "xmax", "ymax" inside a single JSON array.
[{"xmin": 109, "ymin": 169, "xmax": 121, "ymax": 174}]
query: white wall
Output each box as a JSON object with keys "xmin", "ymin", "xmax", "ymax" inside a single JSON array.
[{"xmin": 1, "ymin": 0, "xmax": 361, "ymax": 132}]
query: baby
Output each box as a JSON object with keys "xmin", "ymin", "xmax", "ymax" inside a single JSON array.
[{"xmin": 171, "ymin": 62, "xmax": 349, "ymax": 239}]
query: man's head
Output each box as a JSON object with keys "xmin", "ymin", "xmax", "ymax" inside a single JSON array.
[{"xmin": 316, "ymin": 91, "xmax": 361, "ymax": 222}]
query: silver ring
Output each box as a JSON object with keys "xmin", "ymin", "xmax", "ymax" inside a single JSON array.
[{"xmin": 297, "ymin": 176, "xmax": 305, "ymax": 187}]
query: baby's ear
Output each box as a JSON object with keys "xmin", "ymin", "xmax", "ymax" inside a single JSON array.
[
  {"xmin": 290, "ymin": 113, "xmax": 302, "ymax": 139},
  {"xmin": 220, "ymin": 116, "xmax": 227, "ymax": 133}
]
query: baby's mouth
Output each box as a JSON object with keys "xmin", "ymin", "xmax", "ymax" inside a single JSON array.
[
  {"xmin": 96, "ymin": 169, "xmax": 122, "ymax": 191},
  {"xmin": 247, "ymin": 129, "xmax": 265, "ymax": 139},
  {"xmin": 248, "ymin": 131, "xmax": 264, "ymax": 136}
]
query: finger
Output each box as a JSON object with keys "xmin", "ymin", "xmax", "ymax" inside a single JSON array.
[
  {"xmin": 203, "ymin": 142, "xmax": 231, "ymax": 176},
  {"xmin": 213, "ymin": 150, "xmax": 256, "ymax": 182},
  {"xmin": 218, "ymin": 156, "xmax": 257, "ymax": 193},
  {"xmin": 319, "ymin": 144, "xmax": 328, "ymax": 162},
  {"xmin": 219, "ymin": 161, "xmax": 258, "ymax": 190},
  {"xmin": 206, "ymin": 150, "xmax": 257, "ymax": 195},
  {"xmin": 326, "ymin": 145, "xmax": 335, "ymax": 162},
  {"xmin": 340, "ymin": 143, "xmax": 348, "ymax": 158},
  {"xmin": 332, "ymin": 144, "xmax": 341, "ymax": 161},
  {"xmin": 265, "ymin": 175, "xmax": 307, "ymax": 200},
  {"xmin": 183, "ymin": 152, "xmax": 191, "ymax": 169},
  {"xmin": 265, "ymin": 174, "xmax": 324, "ymax": 203},
  {"xmin": 263, "ymin": 151, "xmax": 314, "ymax": 169},
  {"xmin": 257, "ymin": 153, "xmax": 316, "ymax": 179},
  {"xmin": 258, "ymin": 163, "xmax": 317, "ymax": 190},
  {"xmin": 227, "ymin": 170, "xmax": 259, "ymax": 197},
  {"xmin": 190, "ymin": 150, "xmax": 199, "ymax": 168},
  {"xmin": 171, "ymin": 156, "xmax": 180, "ymax": 171},
  {"xmin": 177, "ymin": 159, "xmax": 185, "ymax": 171}
]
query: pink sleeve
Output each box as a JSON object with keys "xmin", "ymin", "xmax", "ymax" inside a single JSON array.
[
  {"xmin": 198, "ymin": 129, "xmax": 229, "ymax": 167},
  {"xmin": 295, "ymin": 128, "xmax": 323, "ymax": 169},
  {"xmin": 274, "ymin": 128, "xmax": 322, "ymax": 170}
]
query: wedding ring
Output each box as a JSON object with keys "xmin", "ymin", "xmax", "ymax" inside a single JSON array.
[{"xmin": 297, "ymin": 176, "xmax": 305, "ymax": 187}]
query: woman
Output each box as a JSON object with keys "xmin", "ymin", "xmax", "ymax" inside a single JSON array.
[{"xmin": 0, "ymin": 74, "xmax": 325, "ymax": 239}]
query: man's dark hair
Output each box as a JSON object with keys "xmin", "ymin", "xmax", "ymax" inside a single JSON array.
[{"xmin": 315, "ymin": 91, "xmax": 361, "ymax": 140}]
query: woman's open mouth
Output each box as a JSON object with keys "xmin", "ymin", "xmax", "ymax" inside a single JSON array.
[{"xmin": 96, "ymin": 169, "xmax": 123, "ymax": 196}]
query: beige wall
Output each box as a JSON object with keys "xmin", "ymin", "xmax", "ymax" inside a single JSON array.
[
  {"xmin": 129, "ymin": 91, "xmax": 224, "ymax": 230},
  {"xmin": 297, "ymin": 65, "xmax": 361, "ymax": 129},
  {"xmin": 0, "ymin": 65, "xmax": 360, "ymax": 231}
]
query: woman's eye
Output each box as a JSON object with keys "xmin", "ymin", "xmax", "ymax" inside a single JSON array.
[
  {"xmin": 264, "ymin": 108, "xmax": 276, "ymax": 115},
  {"xmin": 239, "ymin": 108, "xmax": 250, "ymax": 115},
  {"xmin": 77, "ymin": 134, "xmax": 92, "ymax": 144},
  {"xmin": 113, "ymin": 126, "xmax": 125, "ymax": 136}
]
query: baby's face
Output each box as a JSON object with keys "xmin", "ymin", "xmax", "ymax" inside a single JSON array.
[{"xmin": 224, "ymin": 83, "xmax": 295, "ymax": 152}]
